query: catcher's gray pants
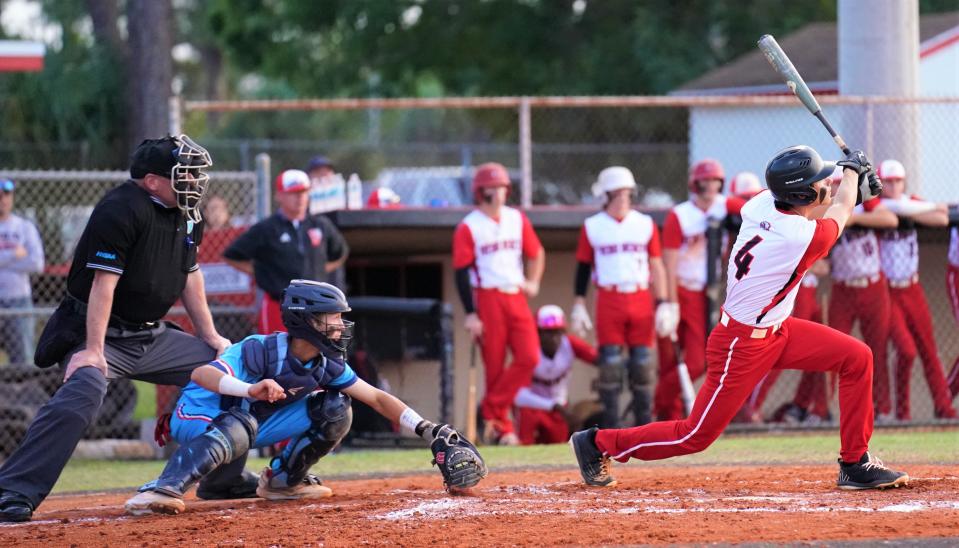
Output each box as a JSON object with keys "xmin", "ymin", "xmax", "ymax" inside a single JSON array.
[{"xmin": 0, "ymin": 322, "xmax": 215, "ymax": 508}]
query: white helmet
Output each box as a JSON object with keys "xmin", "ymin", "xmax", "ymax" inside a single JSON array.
[
  {"xmin": 729, "ymin": 171, "xmax": 763, "ymax": 199},
  {"xmin": 878, "ymin": 159, "xmax": 905, "ymax": 180},
  {"xmin": 536, "ymin": 305, "xmax": 566, "ymax": 330},
  {"xmin": 591, "ymin": 166, "xmax": 637, "ymax": 197}
]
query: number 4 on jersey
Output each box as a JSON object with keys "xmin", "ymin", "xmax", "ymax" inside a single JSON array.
[{"xmin": 734, "ymin": 235, "xmax": 763, "ymax": 280}]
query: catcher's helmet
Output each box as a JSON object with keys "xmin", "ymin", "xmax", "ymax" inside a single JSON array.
[
  {"xmin": 688, "ymin": 158, "xmax": 725, "ymax": 192},
  {"xmin": 765, "ymin": 145, "xmax": 836, "ymax": 206},
  {"xmin": 472, "ymin": 162, "xmax": 510, "ymax": 202},
  {"xmin": 281, "ymin": 279, "xmax": 353, "ymax": 355}
]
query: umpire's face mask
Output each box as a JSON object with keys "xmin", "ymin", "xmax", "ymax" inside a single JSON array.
[{"xmin": 171, "ymin": 135, "xmax": 213, "ymax": 223}]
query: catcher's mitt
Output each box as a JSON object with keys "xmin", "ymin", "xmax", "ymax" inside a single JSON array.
[{"xmin": 429, "ymin": 424, "xmax": 488, "ymax": 493}]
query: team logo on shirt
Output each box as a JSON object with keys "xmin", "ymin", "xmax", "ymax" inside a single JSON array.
[
  {"xmin": 760, "ymin": 221, "xmax": 771, "ymax": 231},
  {"xmin": 479, "ymin": 239, "xmax": 520, "ymax": 254},
  {"xmin": 280, "ymin": 232, "xmax": 292, "ymax": 243},
  {"xmin": 307, "ymin": 228, "xmax": 323, "ymax": 247}
]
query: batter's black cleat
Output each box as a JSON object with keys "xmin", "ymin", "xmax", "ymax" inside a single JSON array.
[
  {"xmin": 837, "ymin": 452, "xmax": 909, "ymax": 490},
  {"xmin": 569, "ymin": 427, "xmax": 617, "ymax": 487},
  {"xmin": 0, "ymin": 490, "xmax": 33, "ymax": 522},
  {"xmin": 196, "ymin": 469, "xmax": 259, "ymax": 500}
]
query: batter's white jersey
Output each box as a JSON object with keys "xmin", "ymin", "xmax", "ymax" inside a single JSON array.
[
  {"xmin": 582, "ymin": 210, "xmax": 657, "ymax": 287},
  {"xmin": 830, "ymin": 202, "xmax": 882, "ymax": 282},
  {"xmin": 723, "ymin": 192, "xmax": 838, "ymax": 327},
  {"xmin": 457, "ymin": 207, "xmax": 526, "ymax": 289}
]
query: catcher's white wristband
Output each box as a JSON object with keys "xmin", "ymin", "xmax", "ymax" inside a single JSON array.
[
  {"xmin": 218, "ymin": 375, "xmax": 253, "ymax": 398},
  {"xmin": 399, "ymin": 407, "xmax": 426, "ymax": 435}
]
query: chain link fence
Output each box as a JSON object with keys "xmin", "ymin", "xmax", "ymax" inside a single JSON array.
[{"xmin": 0, "ymin": 95, "xmax": 956, "ymax": 456}]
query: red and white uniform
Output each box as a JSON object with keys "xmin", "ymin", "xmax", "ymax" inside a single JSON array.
[
  {"xmin": 654, "ymin": 195, "xmax": 744, "ymax": 420},
  {"xmin": 453, "ymin": 207, "xmax": 542, "ymax": 435},
  {"xmin": 948, "ymin": 228, "xmax": 959, "ymax": 398},
  {"xmin": 879, "ymin": 196, "xmax": 956, "ymax": 419},
  {"xmin": 514, "ymin": 334, "xmax": 597, "ymax": 444},
  {"xmin": 596, "ymin": 191, "xmax": 874, "ymax": 464},
  {"xmin": 827, "ymin": 198, "xmax": 892, "ymax": 415},
  {"xmin": 576, "ymin": 210, "xmax": 660, "ymax": 346}
]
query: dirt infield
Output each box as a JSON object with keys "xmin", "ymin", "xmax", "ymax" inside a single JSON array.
[{"xmin": 1, "ymin": 464, "xmax": 957, "ymax": 546}]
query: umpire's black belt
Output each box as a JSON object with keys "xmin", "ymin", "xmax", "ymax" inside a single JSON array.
[{"xmin": 66, "ymin": 294, "xmax": 160, "ymax": 332}]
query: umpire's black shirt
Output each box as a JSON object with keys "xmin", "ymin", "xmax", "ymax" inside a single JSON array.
[
  {"xmin": 67, "ymin": 181, "xmax": 201, "ymax": 324},
  {"xmin": 223, "ymin": 212, "xmax": 347, "ymax": 300}
]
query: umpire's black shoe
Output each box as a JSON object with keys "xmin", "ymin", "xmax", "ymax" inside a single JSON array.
[
  {"xmin": 837, "ymin": 452, "xmax": 909, "ymax": 490},
  {"xmin": 0, "ymin": 490, "xmax": 34, "ymax": 522},
  {"xmin": 569, "ymin": 427, "xmax": 617, "ymax": 487},
  {"xmin": 196, "ymin": 469, "xmax": 259, "ymax": 500}
]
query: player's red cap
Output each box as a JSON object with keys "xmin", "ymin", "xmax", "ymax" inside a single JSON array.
[
  {"xmin": 878, "ymin": 159, "xmax": 905, "ymax": 180},
  {"xmin": 366, "ymin": 187, "xmax": 402, "ymax": 209},
  {"xmin": 536, "ymin": 305, "xmax": 566, "ymax": 330},
  {"xmin": 276, "ymin": 169, "xmax": 311, "ymax": 193}
]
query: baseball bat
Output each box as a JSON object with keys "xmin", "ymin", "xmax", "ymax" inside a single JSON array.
[
  {"xmin": 671, "ymin": 334, "xmax": 695, "ymax": 417},
  {"xmin": 465, "ymin": 339, "xmax": 478, "ymax": 442},
  {"xmin": 757, "ymin": 34, "xmax": 851, "ymax": 156}
]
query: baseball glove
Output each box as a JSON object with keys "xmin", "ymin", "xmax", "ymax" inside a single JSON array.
[{"xmin": 429, "ymin": 424, "xmax": 488, "ymax": 494}]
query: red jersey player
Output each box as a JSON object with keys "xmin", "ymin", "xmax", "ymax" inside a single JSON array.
[
  {"xmin": 876, "ymin": 159, "xmax": 956, "ymax": 420},
  {"xmin": 570, "ymin": 167, "xmax": 671, "ymax": 428},
  {"xmin": 514, "ymin": 305, "xmax": 598, "ymax": 444},
  {"xmin": 655, "ymin": 159, "xmax": 744, "ymax": 421},
  {"xmin": 452, "ymin": 163, "xmax": 545, "ymax": 445},
  {"xmin": 571, "ymin": 145, "xmax": 909, "ymax": 491}
]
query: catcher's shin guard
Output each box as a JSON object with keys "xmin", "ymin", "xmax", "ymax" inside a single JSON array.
[
  {"xmin": 266, "ymin": 391, "xmax": 352, "ymax": 488},
  {"xmin": 196, "ymin": 452, "xmax": 259, "ymax": 500},
  {"xmin": 595, "ymin": 345, "xmax": 624, "ymax": 428},
  {"xmin": 626, "ymin": 346, "xmax": 653, "ymax": 426},
  {"xmin": 150, "ymin": 408, "xmax": 258, "ymax": 498}
]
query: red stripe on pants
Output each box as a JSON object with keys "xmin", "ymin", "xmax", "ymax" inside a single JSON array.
[
  {"xmin": 888, "ymin": 283, "xmax": 957, "ymax": 419},
  {"xmin": 595, "ymin": 316, "xmax": 873, "ymax": 463},
  {"xmin": 654, "ymin": 286, "xmax": 707, "ymax": 420},
  {"xmin": 828, "ymin": 278, "xmax": 891, "ymax": 415},
  {"xmin": 475, "ymin": 289, "xmax": 539, "ymax": 435},
  {"xmin": 517, "ymin": 407, "xmax": 569, "ymax": 445},
  {"xmin": 595, "ymin": 288, "xmax": 654, "ymax": 347}
]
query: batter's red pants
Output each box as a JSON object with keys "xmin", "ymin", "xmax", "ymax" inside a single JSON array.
[
  {"xmin": 654, "ymin": 286, "xmax": 707, "ymax": 420},
  {"xmin": 887, "ymin": 282, "xmax": 957, "ymax": 419},
  {"xmin": 595, "ymin": 315, "xmax": 873, "ymax": 464},
  {"xmin": 746, "ymin": 285, "xmax": 829, "ymax": 418},
  {"xmin": 517, "ymin": 407, "xmax": 569, "ymax": 445},
  {"xmin": 595, "ymin": 288, "xmax": 654, "ymax": 346},
  {"xmin": 947, "ymin": 265, "xmax": 959, "ymax": 397},
  {"xmin": 258, "ymin": 294, "xmax": 286, "ymax": 334},
  {"xmin": 828, "ymin": 277, "xmax": 891, "ymax": 416},
  {"xmin": 475, "ymin": 289, "xmax": 539, "ymax": 435}
]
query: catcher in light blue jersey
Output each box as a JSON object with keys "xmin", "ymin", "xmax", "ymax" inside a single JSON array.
[{"xmin": 125, "ymin": 280, "xmax": 486, "ymax": 516}]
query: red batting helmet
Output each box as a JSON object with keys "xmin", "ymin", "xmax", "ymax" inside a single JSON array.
[
  {"xmin": 688, "ymin": 158, "xmax": 725, "ymax": 193},
  {"xmin": 472, "ymin": 162, "xmax": 511, "ymax": 201}
]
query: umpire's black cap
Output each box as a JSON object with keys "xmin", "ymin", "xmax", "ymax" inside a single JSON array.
[{"xmin": 130, "ymin": 136, "xmax": 178, "ymax": 179}]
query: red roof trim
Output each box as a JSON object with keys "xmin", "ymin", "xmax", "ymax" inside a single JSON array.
[
  {"xmin": 0, "ymin": 56, "xmax": 43, "ymax": 72},
  {"xmin": 921, "ymin": 27, "xmax": 959, "ymax": 58}
]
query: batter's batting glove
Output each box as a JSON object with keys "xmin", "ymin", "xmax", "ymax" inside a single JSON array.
[
  {"xmin": 856, "ymin": 171, "xmax": 883, "ymax": 205},
  {"xmin": 837, "ymin": 150, "xmax": 872, "ymax": 176},
  {"xmin": 427, "ymin": 424, "xmax": 488, "ymax": 494}
]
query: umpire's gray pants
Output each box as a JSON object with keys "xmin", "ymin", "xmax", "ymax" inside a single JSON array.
[{"xmin": 0, "ymin": 322, "xmax": 215, "ymax": 508}]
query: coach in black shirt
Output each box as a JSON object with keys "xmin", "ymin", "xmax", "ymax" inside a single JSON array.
[
  {"xmin": 0, "ymin": 135, "xmax": 249, "ymax": 522},
  {"xmin": 224, "ymin": 168, "xmax": 348, "ymax": 334}
]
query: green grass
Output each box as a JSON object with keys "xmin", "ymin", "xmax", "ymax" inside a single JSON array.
[
  {"xmin": 131, "ymin": 381, "xmax": 157, "ymax": 421},
  {"xmin": 50, "ymin": 429, "xmax": 956, "ymax": 495}
]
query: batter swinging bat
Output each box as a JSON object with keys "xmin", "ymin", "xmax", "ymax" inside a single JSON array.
[
  {"xmin": 671, "ymin": 333, "xmax": 695, "ymax": 417},
  {"xmin": 757, "ymin": 34, "xmax": 852, "ymax": 156},
  {"xmin": 465, "ymin": 339, "xmax": 479, "ymax": 442}
]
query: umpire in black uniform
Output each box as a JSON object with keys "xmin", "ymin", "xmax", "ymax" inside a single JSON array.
[{"xmin": 0, "ymin": 135, "xmax": 249, "ymax": 522}]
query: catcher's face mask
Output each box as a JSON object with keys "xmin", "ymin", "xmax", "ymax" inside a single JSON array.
[
  {"xmin": 171, "ymin": 135, "xmax": 212, "ymax": 223},
  {"xmin": 307, "ymin": 312, "xmax": 355, "ymax": 353}
]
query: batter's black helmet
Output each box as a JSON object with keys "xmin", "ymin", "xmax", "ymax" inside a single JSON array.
[
  {"xmin": 281, "ymin": 280, "xmax": 353, "ymax": 355},
  {"xmin": 765, "ymin": 145, "xmax": 836, "ymax": 206}
]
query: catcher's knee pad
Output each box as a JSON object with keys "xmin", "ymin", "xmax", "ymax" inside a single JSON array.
[
  {"xmin": 626, "ymin": 346, "xmax": 652, "ymax": 388},
  {"xmin": 151, "ymin": 407, "xmax": 258, "ymax": 498},
  {"xmin": 271, "ymin": 391, "xmax": 353, "ymax": 487}
]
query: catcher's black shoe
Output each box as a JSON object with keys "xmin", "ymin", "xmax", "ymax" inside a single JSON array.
[
  {"xmin": 569, "ymin": 427, "xmax": 616, "ymax": 487},
  {"xmin": 0, "ymin": 490, "xmax": 33, "ymax": 522},
  {"xmin": 837, "ymin": 452, "xmax": 909, "ymax": 490},
  {"xmin": 196, "ymin": 469, "xmax": 259, "ymax": 500}
]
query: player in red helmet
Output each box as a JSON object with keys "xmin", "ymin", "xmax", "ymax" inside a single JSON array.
[
  {"xmin": 366, "ymin": 187, "xmax": 402, "ymax": 209},
  {"xmin": 514, "ymin": 305, "xmax": 598, "ymax": 444},
  {"xmin": 876, "ymin": 159, "xmax": 956, "ymax": 420},
  {"xmin": 653, "ymin": 158, "xmax": 744, "ymax": 421},
  {"xmin": 572, "ymin": 145, "xmax": 909, "ymax": 491},
  {"xmin": 452, "ymin": 162, "xmax": 545, "ymax": 445}
]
